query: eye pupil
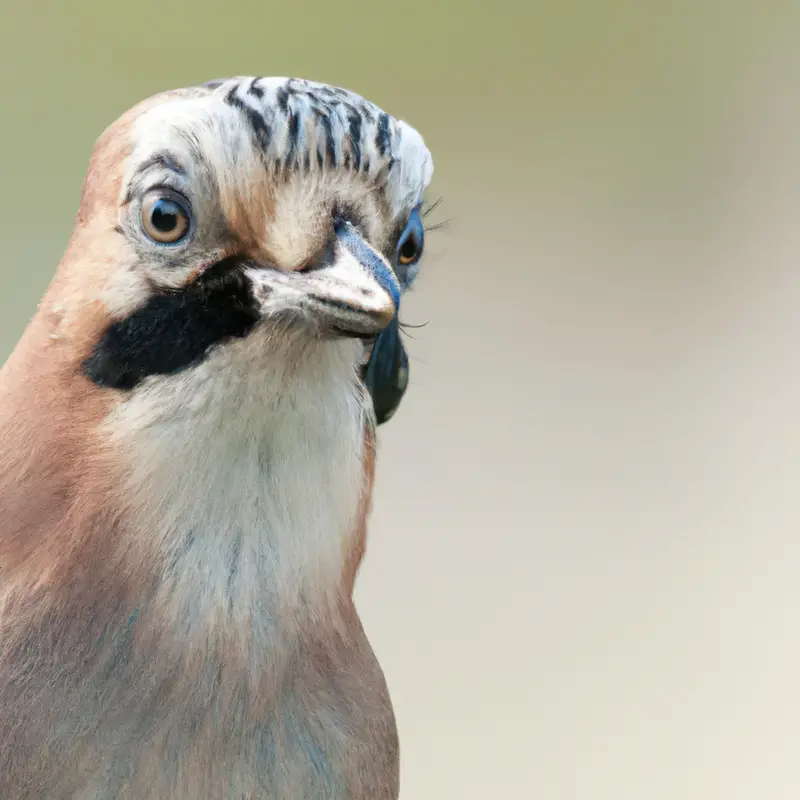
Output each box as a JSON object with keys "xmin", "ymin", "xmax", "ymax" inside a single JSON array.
[
  {"xmin": 151, "ymin": 201, "xmax": 179, "ymax": 233},
  {"xmin": 399, "ymin": 237, "xmax": 418, "ymax": 262}
]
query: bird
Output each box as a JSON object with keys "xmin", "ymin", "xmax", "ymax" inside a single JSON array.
[{"xmin": 0, "ymin": 76, "xmax": 433, "ymax": 799}]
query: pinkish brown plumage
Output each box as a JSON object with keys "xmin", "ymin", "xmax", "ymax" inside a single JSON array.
[{"xmin": 0, "ymin": 77, "xmax": 433, "ymax": 798}]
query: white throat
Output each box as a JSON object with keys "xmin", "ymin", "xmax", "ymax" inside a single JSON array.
[{"xmin": 106, "ymin": 331, "xmax": 370, "ymax": 639}]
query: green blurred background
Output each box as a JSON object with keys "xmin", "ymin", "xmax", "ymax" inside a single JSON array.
[{"xmin": 4, "ymin": 1, "xmax": 800, "ymax": 797}]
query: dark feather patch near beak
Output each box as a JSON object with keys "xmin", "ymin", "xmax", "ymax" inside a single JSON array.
[
  {"xmin": 363, "ymin": 317, "xmax": 408, "ymax": 425},
  {"xmin": 82, "ymin": 256, "xmax": 259, "ymax": 390}
]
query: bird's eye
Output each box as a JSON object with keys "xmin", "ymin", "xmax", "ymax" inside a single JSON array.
[
  {"xmin": 395, "ymin": 207, "xmax": 425, "ymax": 285},
  {"xmin": 398, "ymin": 234, "xmax": 420, "ymax": 265},
  {"xmin": 140, "ymin": 190, "xmax": 191, "ymax": 244}
]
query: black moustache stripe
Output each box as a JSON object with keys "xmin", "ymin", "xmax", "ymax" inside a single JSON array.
[{"xmin": 82, "ymin": 257, "xmax": 260, "ymax": 390}]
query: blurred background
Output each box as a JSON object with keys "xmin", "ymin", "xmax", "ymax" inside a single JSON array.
[{"xmin": 3, "ymin": 1, "xmax": 800, "ymax": 797}]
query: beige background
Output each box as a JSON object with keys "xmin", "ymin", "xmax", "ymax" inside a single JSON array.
[{"xmin": 3, "ymin": 1, "xmax": 800, "ymax": 797}]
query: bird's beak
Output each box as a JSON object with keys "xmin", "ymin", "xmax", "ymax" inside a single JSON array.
[{"xmin": 247, "ymin": 221, "xmax": 400, "ymax": 338}]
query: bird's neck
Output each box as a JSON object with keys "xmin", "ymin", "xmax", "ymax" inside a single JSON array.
[{"xmin": 104, "ymin": 333, "xmax": 373, "ymax": 646}]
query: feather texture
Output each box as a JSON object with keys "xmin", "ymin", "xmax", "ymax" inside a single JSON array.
[{"xmin": 0, "ymin": 77, "xmax": 434, "ymax": 799}]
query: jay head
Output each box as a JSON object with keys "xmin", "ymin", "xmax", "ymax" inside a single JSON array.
[{"xmin": 0, "ymin": 77, "xmax": 433, "ymax": 798}]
